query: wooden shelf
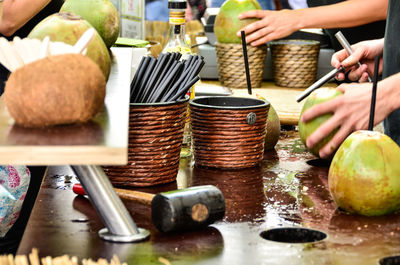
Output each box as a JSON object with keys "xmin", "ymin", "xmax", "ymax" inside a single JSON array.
[{"xmin": 0, "ymin": 47, "xmax": 132, "ymax": 165}]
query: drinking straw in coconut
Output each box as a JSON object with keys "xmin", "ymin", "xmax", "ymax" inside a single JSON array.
[
  {"xmin": 368, "ymin": 55, "xmax": 380, "ymax": 131},
  {"xmin": 73, "ymin": 28, "xmax": 95, "ymax": 54},
  {"xmin": 241, "ymin": 30, "xmax": 252, "ymax": 95},
  {"xmin": 39, "ymin": 36, "xmax": 50, "ymax": 59}
]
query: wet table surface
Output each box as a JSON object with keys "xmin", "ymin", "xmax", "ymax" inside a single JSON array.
[{"xmin": 17, "ymin": 130, "xmax": 400, "ymax": 265}]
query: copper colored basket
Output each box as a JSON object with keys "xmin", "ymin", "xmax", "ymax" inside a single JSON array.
[
  {"xmin": 270, "ymin": 39, "xmax": 320, "ymax": 88},
  {"xmin": 215, "ymin": 43, "xmax": 267, "ymax": 89},
  {"xmin": 189, "ymin": 96, "xmax": 269, "ymax": 169},
  {"xmin": 102, "ymin": 98, "xmax": 188, "ymax": 187}
]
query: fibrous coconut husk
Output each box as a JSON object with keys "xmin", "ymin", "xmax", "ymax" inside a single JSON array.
[{"xmin": 4, "ymin": 53, "xmax": 106, "ymax": 127}]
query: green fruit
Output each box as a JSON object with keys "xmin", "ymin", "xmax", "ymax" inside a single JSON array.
[
  {"xmin": 298, "ymin": 87, "xmax": 343, "ymax": 158},
  {"xmin": 329, "ymin": 130, "xmax": 400, "ymax": 216},
  {"xmin": 60, "ymin": 0, "xmax": 120, "ymax": 48},
  {"xmin": 28, "ymin": 12, "xmax": 111, "ymax": 80},
  {"xmin": 214, "ymin": 0, "xmax": 261, "ymax": 43},
  {"xmin": 265, "ymin": 104, "xmax": 280, "ymax": 150}
]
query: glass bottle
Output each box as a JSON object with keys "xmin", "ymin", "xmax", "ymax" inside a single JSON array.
[
  {"xmin": 163, "ymin": 0, "xmax": 195, "ymax": 159},
  {"xmin": 163, "ymin": 1, "xmax": 191, "ymax": 56}
]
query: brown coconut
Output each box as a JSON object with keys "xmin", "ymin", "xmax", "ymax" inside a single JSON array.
[{"xmin": 4, "ymin": 53, "xmax": 106, "ymax": 127}]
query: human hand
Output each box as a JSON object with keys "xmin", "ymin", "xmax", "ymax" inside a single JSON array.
[
  {"xmin": 300, "ymin": 81, "xmax": 389, "ymax": 158},
  {"xmin": 331, "ymin": 39, "xmax": 384, "ymax": 82},
  {"xmin": 236, "ymin": 9, "xmax": 300, "ymax": 46}
]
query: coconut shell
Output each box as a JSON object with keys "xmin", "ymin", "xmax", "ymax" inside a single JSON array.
[{"xmin": 4, "ymin": 53, "xmax": 106, "ymax": 127}]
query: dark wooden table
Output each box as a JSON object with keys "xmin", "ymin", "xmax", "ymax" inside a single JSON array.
[{"xmin": 16, "ymin": 130, "xmax": 400, "ymax": 265}]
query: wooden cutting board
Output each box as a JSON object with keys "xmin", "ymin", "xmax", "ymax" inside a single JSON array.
[{"xmin": 198, "ymin": 80, "xmax": 337, "ymax": 125}]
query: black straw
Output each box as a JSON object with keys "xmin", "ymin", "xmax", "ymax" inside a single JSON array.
[
  {"xmin": 241, "ymin": 30, "xmax": 252, "ymax": 95},
  {"xmin": 368, "ymin": 55, "xmax": 380, "ymax": 131},
  {"xmin": 129, "ymin": 53, "xmax": 204, "ymax": 103}
]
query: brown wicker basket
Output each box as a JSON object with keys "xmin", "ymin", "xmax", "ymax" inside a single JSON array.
[
  {"xmin": 189, "ymin": 96, "xmax": 269, "ymax": 169},
  {"xmin": 102, "ymin": 98, "xmax": 188, "ymax": 187},
  {"xmin": 270, "ymin": 39, "xmax": 320, "ymax": 88},
  {"xmin": 215, "ymin": 43, "xmax": 267, "ymax": 88}
]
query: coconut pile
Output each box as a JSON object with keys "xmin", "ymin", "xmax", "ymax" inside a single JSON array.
[{"xmin": 0, "ymin": 29, "xmax": 106, "ymax": 127}]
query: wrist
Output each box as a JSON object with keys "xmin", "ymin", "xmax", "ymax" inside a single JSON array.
[
  {"xmin": 291, "ymin": 9, "xmax": 306, "ymax": 31},
  {"xmin": 379, "ymin": 74, "xmax": 400, "ymax": 115}
]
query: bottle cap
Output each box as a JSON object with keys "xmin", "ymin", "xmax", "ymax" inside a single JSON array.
[{"xmin": 168, "ymin": 1, "xmax": 187, "ymax": 9}]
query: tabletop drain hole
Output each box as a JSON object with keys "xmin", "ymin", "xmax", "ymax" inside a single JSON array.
[
  {"xmin": 380, "ymin": 256, "xmax": 400, "ymax": 265},
  {"xmin": 260, "ymin": 227, "xmax": 327, "ymax": 243},
  {"xmin": 306, "ymin": 159, "xmax": 331, "ymax": 168}
]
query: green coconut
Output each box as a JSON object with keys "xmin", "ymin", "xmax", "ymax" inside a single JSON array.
[
  {"xmin": 329, "ymin": 130, "xmax": 400, "ymax": 216},
  {"xmin": 265, "ymin": 104, "xmax": 280, "ymax": 150},
  {"xmin": 60, "ymin": 0, "xmax": 120, "ymax": 48},
  {"xmin": 28, "ymin": 12, "xmax": 111, "ymax": 79},
  {"xmin": 214, "ymin": 0, "xmax": 262, "ymax": 43},
  {"xmin": 298, "ymin": 87, "xmax": 343, "ymax": 158}
]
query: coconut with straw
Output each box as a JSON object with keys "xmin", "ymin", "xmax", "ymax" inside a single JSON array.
[{"xmin": 1, "ymin": 28, "xmax": 106, "ymax": 127}]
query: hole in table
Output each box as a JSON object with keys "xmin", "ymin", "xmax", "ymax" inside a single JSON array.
[
  {"xmin": 380, "ymin": 256, "xmax": 400, "ymax": 265},
  {"xmin": 306, "ymin": 159, "xmax": 331, "ymax": 168},
  {"xmin": 260, "ymin": 227, "xmax": 327, "ymax": 244}
]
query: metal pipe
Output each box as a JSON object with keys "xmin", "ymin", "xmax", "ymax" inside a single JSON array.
[
  {"xmin": 334, "ymin": 31, "xmax": 372, "ymax": 82},
  {"xmin": 71, "ymin": 165, "xmax": 150, "ymax": 243},
  {"xmin": 296, "ymin": 66, "xmax": 345, "ymax": 103}
]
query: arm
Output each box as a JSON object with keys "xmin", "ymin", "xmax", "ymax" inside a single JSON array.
[
  {"xmin": 237, "ymin": 0, "xmax": 388, "ymax": 46},
  {"xmin": 300, "ymin": 73, "xmax": 400, "ymax": 159},
  {"xmin": 0, "ymin": 0, "xmax": 51, "ymax": 36}
]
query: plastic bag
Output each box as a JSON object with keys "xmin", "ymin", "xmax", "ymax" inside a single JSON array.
[{"xmin": 0, "ymin": 166, "xmax": 30, "ymax": 237}]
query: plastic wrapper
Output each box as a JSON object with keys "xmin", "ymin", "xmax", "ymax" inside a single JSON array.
[{"xmin": 0, "ymin": 166, "xmax": 30, "ymax": 237}]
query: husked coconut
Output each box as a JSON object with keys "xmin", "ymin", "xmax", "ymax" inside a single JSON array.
[{"xmin": 4, "ymin": 53, "xmax": 106, "ymax": 127}]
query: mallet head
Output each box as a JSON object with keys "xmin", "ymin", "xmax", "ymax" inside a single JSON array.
[{"xmin": 151, "ymin": 185, "xmax": 225, "ymax": 233}]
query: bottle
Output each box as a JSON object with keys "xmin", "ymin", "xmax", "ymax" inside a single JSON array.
[
  {"xmin": 163, "ymin": 1, "xmax": 191, "ymax": 56},
  {"xmin": 162, "ymin": 0, "xmax": 195, "ymax": 159}
]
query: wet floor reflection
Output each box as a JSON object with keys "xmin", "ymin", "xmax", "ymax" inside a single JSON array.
[{"xmin": 192, "ymin": 165, "xmax": 265, "ymax": 223}]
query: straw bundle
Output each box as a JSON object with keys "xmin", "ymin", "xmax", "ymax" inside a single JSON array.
[
  {"xmin": 0, "ymin": 249, "xmax": 126, "ymax": 265},
  {"xmin": 215, "ymin": 43, "xmax": 267, "ymax": 88},
  {"xmin": 270, "ymin": 39, "xmax": 320, "ymax": 88}
]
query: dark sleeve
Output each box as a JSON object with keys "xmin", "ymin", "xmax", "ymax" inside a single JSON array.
[{"xmin": 307, "ymin": 0, "xmax": 386, "ymax": 51}]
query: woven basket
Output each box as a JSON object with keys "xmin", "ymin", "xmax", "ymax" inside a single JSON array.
[
  {"xmin": 215, "ymin": 43, "xmax": 267, "ymax": 88},
  {"xmin": 190, "ymin": 96, "xmax": 269, "ymax": 169},
  {"xmin": 102, "ymin": 98, "xmax": 188, "ymax": 187},
  {"xmin": 270, "ymin": 39, "xmax": 320, "ymax": 88}
]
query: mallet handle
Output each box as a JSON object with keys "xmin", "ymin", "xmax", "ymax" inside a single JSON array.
[
  {"xmin": 114, "ymin": 188, "xmax": 154, "ymax": 206},
  {"xmin": 73, "ymin": 183, "xmax": 154, "ymax": 206}
]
